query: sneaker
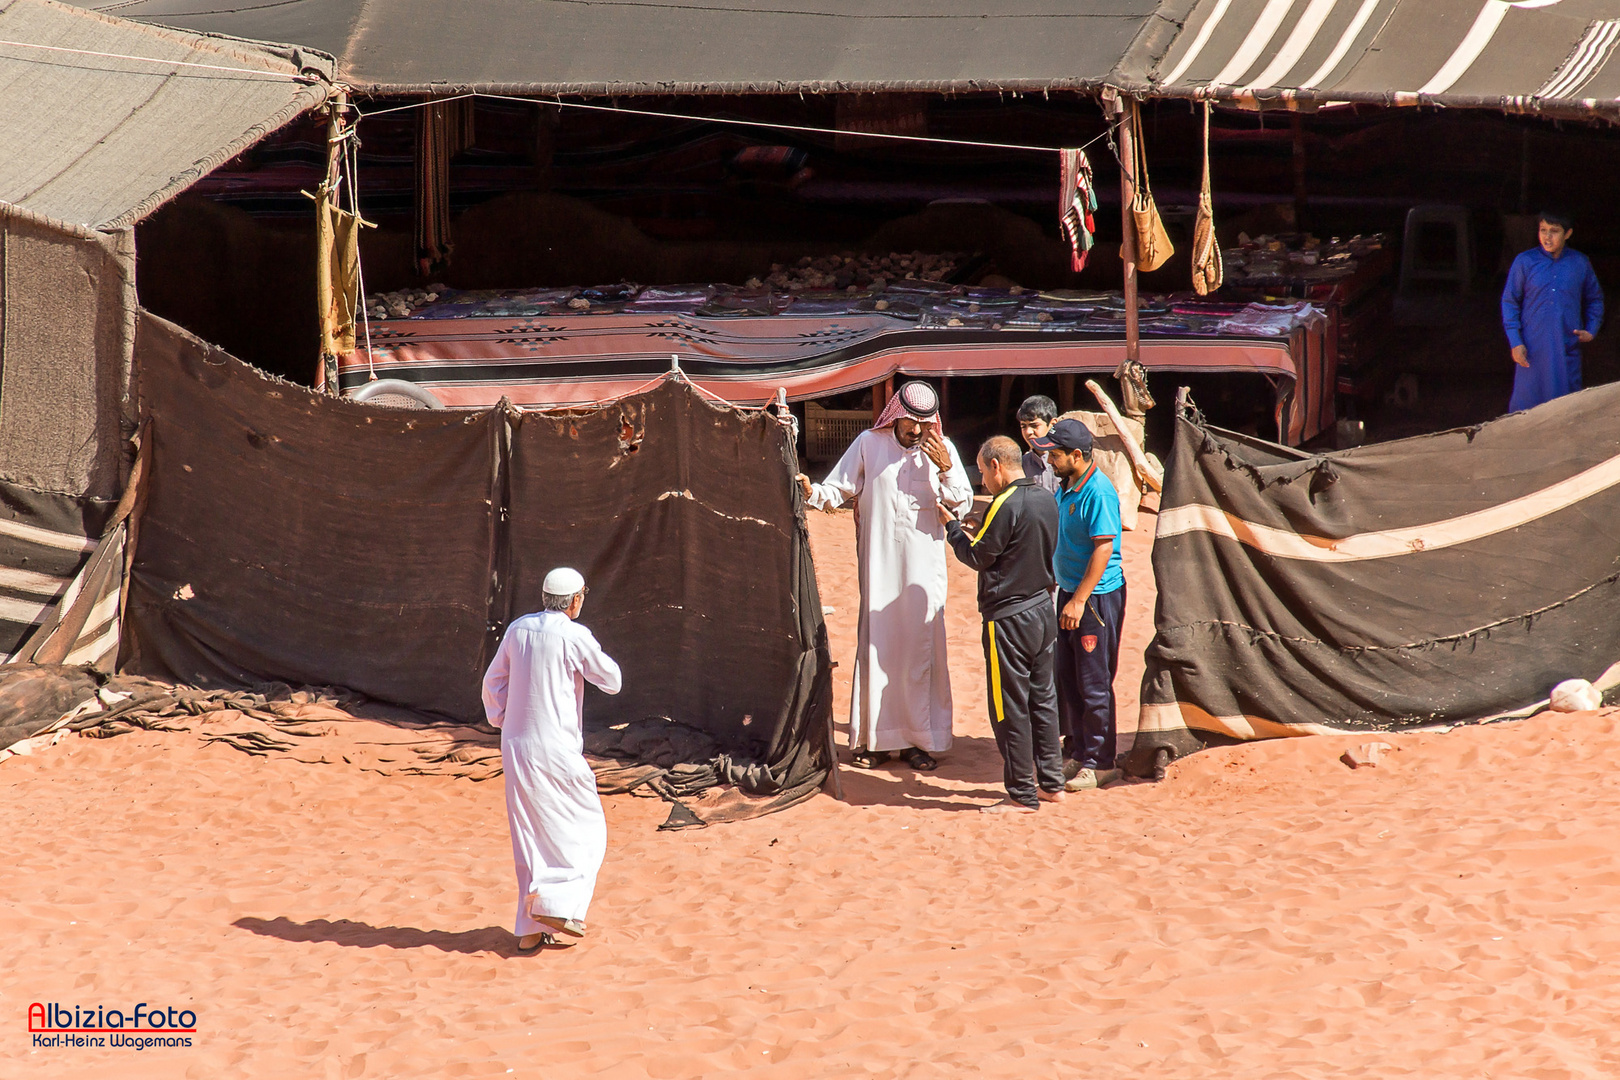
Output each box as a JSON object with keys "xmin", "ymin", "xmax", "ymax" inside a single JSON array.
[
  {"xmin": 1062, "ymin": 758, "xmax": 1083, "ymax": 782},
  {"xmin": 1064, "ymin": 766, "xmax": 1122, "ymax": 792}
]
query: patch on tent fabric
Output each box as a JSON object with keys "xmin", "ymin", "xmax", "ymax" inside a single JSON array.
[
  {"xmin": 1081, "ymin": 635, "xmax": 1098, "ymax": 653},
  {"xmin": 614, "ymin": 403, "xmax": 646, "ymax": 461}
]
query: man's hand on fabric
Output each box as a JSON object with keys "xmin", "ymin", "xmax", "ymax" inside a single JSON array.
[
  {"xmin": 1575, "ymin": 329, "xmax": 1595, "ymax": 343},
  {"xmin": 1059, "ymin": 593, "xmax": 1087, "ymax": 631},
  {"xmin": 795, "ymin": 473, "xmax": 813, "ymax": 500},
  {"xmin": 1511, "ymin": 344, "xmax": 1530, "ymax": 368},
  {"xmin": 920, "ymin": 429, "xmax": 952, "ymax": 472},
  {"xmin": 934, "ymin": 500, "xmax": 955, "ymax": 527}
]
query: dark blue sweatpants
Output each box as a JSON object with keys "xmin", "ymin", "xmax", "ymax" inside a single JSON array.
[{"xmin": 1055, "ymin": 584, "xmax": 1126, "ymax": 769}]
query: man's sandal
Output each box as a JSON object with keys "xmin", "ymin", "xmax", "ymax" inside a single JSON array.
[
  {"xmin": 900, "ymin": 747, "xmax": 939, "ymax": 771},
  {"xmin": 850, "ymin": 750, "xmax": 891, "ymax": 769},
  {"xmin": 516, "ymin": 932, "xmax": 555, "ymax": 952},
  {"xmin": 534, "ymin": 915, "xmax": 587, "ymax": 939}
]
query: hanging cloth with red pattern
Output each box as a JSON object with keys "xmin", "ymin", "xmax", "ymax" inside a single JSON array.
[{"xmin": 1059, "ymin": 148, "xmax": 1098, "ymax": 272}]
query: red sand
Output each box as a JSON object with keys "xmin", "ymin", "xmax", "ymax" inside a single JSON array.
[{"xmin": 5, "ymin": 507, "xmax": 1620, "ymax": 1078}]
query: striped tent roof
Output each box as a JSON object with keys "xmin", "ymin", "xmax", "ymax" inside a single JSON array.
[{"xmin": 1146, "ymin": 0, "xmax": 1620, "ymax": 114}]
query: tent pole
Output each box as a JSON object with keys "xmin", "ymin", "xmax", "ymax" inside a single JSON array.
[
  {"xmin": 1114, "ymin": 93, "xmax": 1142, "ymax": 405},
  {"xmin": 871, "ymin": 376, "xmax": 893, "ymax": 425},
  {"xmin": 1291, "ymin": 112, "xmax": 1308, "ymax": 232},
  {"xmin": 1519, "ymin": 127, "xmax": 1531, "ymax": 215}
]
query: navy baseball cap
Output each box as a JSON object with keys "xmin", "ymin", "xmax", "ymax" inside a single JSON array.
[{"xmin": 1027, "ymin": 417, "xmax": 1093, "ymax": 453}]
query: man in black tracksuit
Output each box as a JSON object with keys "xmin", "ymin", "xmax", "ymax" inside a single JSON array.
[{"xmin": 939, "ymin": 435, "xmax": 1065, "ymax": 813}]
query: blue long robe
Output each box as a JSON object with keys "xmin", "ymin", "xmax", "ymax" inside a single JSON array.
[{"xmin": 1502, "ymin": 246, "xmax": 1604, "ymax": 412}]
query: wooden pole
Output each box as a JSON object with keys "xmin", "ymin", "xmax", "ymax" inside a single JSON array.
[
  {"xmin": 1291, "ymin": 111, "xmax": 1308, "ymax": 233},
  {"xmin": 1519, "ymin": 127, "xmax": 1531, "ymax": 215},
  {"xmin": 1116, "ymin": 93, "xmax": 1140, "ymax": 372},
  {"xmin": 870, "ymin": 376, "xmax": 893, "ymax": 425},
  {"xmin": 1106, "ymin": 90, "xmax": 1152, "ymax": 421},
  {"xmin": 1085, "ymin": 379, "xmax": 1162, "ymax": 492}
]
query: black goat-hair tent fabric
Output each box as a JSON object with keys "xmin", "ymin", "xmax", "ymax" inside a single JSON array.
[
  {"xmin": 1126, "ymin": 384, "xmax": 1620, "ymax": 777},
  {"xmin": 124, "ymin": 313, "xmax": 832, "ymax": 818},
  {"xmin": 505, "ymin": 393, "xmax": 829, "ymax": 780},
  {"xmin": 125, "ymin": 316, "xmax": 500, "ymax": 722}
]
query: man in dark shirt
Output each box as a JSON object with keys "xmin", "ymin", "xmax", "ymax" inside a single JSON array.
[{"xmin": 938, "ymin": 436, "xmax": 1065, "ymax": 813}]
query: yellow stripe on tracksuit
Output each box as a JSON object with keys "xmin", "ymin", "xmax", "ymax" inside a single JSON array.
[
  {"xmin": 978, "ymin": 486, "xmax": 1017, "ymax": 724},
  {"xmin": 987, "ymin": 621, "xmax": 1005, "ymax": 724},
  {"xmin": 971, "ymin": 485, "xmax": 1017, "ymax": 546}
]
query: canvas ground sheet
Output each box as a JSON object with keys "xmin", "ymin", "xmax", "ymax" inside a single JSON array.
[
  {"xmin": 1128, "ymin": 384, "xmax": 1620, "ymax": 777},
  {"xmin": 123, "ymin": 313, "xmax": 831, "ymax": 823}
]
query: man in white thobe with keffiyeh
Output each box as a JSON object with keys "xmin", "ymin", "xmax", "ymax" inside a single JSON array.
[
  {"xmin": 796, "ymin": 381, "xmax": 973, "ymax": 771},
  {"xmin": 483, "ymin": 567, "xmax": 621, "ymax": 952}
]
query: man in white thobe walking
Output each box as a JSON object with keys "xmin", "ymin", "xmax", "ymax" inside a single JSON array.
[
  {"xmin": 795, "ymin": 380, "xmax": 973, "ymax": 771},
  {"xmin": 482, "ymin": 567, "xmax": 622, "ymax": 952}
]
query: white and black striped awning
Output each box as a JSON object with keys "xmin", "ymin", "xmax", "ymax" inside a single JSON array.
[{"xmin": 1148, "ymin": 0, "xmax": 1620, "ymax": 114}]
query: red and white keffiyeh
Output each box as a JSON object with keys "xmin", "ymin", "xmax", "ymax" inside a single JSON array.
[{"xmin": 873, "ymin": 380, "xmax": 940, "ymax": 429}]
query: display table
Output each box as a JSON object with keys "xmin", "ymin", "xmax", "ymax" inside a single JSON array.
[{"xmin": 340, "ymin": 286, "xmax": 1332, "ymax": 444}]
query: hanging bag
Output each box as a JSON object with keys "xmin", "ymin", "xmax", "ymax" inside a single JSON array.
[
  {"xmin": 1126, "ymin": 103, "xmax": 1174, "ymax": 273},
  {"xmin": 1192, "ymin": 101, "xmax": 1223, "ymax": 295}
]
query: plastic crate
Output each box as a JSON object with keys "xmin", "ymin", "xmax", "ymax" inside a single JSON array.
[{"xmin": 804, "ymin": 402, "xmax": 871, "ymax": 462}]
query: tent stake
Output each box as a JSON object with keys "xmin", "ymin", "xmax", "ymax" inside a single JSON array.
[{"xmin": 823, "ymin": 715, "xmax": 844, "ymax": 800}]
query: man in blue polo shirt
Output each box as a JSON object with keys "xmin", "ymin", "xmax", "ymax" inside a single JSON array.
[{"xmin": 1028, "ymin": 418, "xmax": 1125, "ymax": 792}]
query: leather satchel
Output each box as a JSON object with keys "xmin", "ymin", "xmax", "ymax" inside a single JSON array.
[{"xmin": 1126, "ymin": 103, "xmax": 1174, "ymax": 273}]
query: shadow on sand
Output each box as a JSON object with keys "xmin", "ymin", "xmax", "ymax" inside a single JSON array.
[
  {"xmin": 233, "ymin": 916, "xmax": 547, "ymax": 957},
  {"xmin": 832, "ymin": 733, "xmax": 1012, "ymax": 811}
]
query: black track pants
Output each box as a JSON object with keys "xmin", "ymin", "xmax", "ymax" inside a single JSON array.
[
  {"xmin": 1056, "ymin": 584, "xmax": 1126, "ymax": 769},
  {"xmin": 982, "ymin": 603, "xmax": 1064, "ymax": 807}
]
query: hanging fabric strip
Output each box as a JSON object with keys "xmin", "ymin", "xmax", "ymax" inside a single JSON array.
[
  {"xmin": 1059, "ymin": 148, "xmax": 1098, "ymax": 273},
  {"xmin": 325, "ymin": 203, "xmax": 363, "ymax": 352},
  {"xmin": 415, "ymin": 99, "xmax": 476, "ymax": 275},
  {"xmin": 1192, "ymin": 102, "xmax": 1224, "ymax": 296}
]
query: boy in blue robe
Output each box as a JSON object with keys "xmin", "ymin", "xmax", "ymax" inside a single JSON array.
[{"xmin": 1502, "ymin": 210, "xmax": 1604, "ymax": 412}]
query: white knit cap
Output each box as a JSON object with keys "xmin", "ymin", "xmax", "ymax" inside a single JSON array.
[{"xmin": 542, "ymin": 567, "xmax": 586, "ymax": 596}]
